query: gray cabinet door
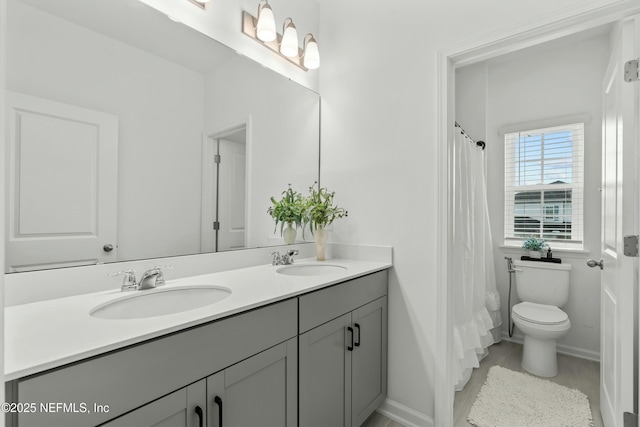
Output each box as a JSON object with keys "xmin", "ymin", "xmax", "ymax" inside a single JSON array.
[
  {"xmin": 207, "ymin": 338, "xmax": 297, "ymax": 427},
  {"xmin": 15, "ymin": 299, "xmax": 297, "ymax": 427},
  {"xmin": 299, "ymin": 313, "xmax": 353, "ymax": 427},
  {"xmin": 102, "ymin": 380, "xmax": 206, "ymax": 427},
  {"xmin": 352, "ymin": 297, "xmax": 388, "ymax": 426}
]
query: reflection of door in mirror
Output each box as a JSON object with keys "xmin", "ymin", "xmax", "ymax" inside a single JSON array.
[
  {"xmin": 201, "ymin": 126, "xmax": 247, "ymax": 252},
  {"xmin": 5, "ymin": 92, "xmax": 119, "ymax": 272},
  {"xmin": 6, "ymin": 0, "xmax": 320, "ymax": 272}
]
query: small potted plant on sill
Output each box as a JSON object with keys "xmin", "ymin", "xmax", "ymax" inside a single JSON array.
[
  {"xmin": 267, "ymin": 184, "xmax": 305, "ymax": 244},
  {"xmin": 522, "ymin": 236, "xmax": 546, "ymax": 259},
  {"xmin": 303, "ymin": 182, "xmax": 348, "ymax": 261}
]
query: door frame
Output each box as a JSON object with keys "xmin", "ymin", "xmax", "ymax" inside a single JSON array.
[
  {"xmin": 1, "ymin": 0, "xmax": 6, "ymax": 408},
  {"xmin": 200, "ymin": 121, "xmax": 250, "ymax": 253},
  {"xmin": 435, "ymin": 2, "xmax": 640, "ymax": 425}
]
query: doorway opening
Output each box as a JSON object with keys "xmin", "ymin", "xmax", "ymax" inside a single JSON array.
[
  {"xmin": 436, "ymin": 6, "xmax": 640, "ymax": 427},
  {"xmin": 201, "ymin": 124, "xmax": 248, "ymax": 253}
]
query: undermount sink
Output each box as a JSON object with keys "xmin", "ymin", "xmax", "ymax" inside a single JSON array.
[
  {"xmin": 90, "ymin": 285, "xmax": 231, "ymax": 320},
  {"xmin": 276, "ymin": 264, "xmax": 347, "ymax": 276}
]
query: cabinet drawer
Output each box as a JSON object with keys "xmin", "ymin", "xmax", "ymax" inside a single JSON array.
[
  {"xmin": 299, "ymin": 271, "xmax": 387, "ymax": 333},
  {"xmin": 14, "ymin": 298, "xmax": 297, "ymax": 427}
]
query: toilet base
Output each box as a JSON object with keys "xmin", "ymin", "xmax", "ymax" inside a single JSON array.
[{"xmin": 521, "ymin": 335, "xmax": 558, "ymax": 377}]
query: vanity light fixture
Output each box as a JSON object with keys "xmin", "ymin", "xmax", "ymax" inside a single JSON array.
[
  {"xmin": 302, "ymin": 34, "xmax": 320, "ymax": 70},
  {"xmin": 256, "ymin": 0, "xmax": 277, "ymax": 42},
  {"xmin": 188, "ymin": 0, "xmax": 209, "ymax": 9},
  {"xmin": 241, "ymin": 2, "xmax": 319, "ymax": 71},
  {"xmin": 280, "ymin": 18, "xmax": 299, "ymax": 58}
]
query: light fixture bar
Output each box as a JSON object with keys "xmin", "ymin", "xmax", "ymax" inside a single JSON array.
[
  {"xmin": 242, "ymin": 11, "xmax": 308, "ymax": 71},
  {"xmin": 188, "ymin": 0, "xmax": 207, "ymax": 9}
]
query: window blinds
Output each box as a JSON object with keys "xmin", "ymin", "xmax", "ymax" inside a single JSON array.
[{"xmin": 504, "ymin": 122, "xmax": 584, "ymax": 247}]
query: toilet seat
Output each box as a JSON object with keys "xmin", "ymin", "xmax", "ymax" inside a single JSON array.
[{"xmin": 512, "ymin": 302, "xmax": 568, "ymax": 325}]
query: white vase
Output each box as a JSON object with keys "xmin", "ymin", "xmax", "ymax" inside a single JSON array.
[
  {"xmin": 314, "ymin": 226, "xmax": 328, "ymax": 261},
  {"xmin": 283, "ymin": 223, "xmax": 297, "ymax": 244},
  {"xmin": 529, "ymin": 250, "xmax": 541, "ymax": 259}
]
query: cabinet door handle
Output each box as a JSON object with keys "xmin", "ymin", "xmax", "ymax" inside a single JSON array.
[
  {"xmin": 195, "ymin": 406, "xmax": 204, "ymax": 427},
  {"xmin": 347, "ymin": 326, "xmax": 354, "ymax": 351},
  {"xmin": 354, "ymin": 323, "xmax": 361, "ymax": 347},
  {"xmin": 214, "ymin": 396, "xmax": 223, "ymax": 427}
]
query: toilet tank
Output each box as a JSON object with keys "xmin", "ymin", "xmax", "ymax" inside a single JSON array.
[{"xmin": 513, "ymin": 260, "xmax": 572, "ymax": 307}]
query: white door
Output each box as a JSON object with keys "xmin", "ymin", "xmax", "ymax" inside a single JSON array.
[
  {"xmin": 217, "ymin": 138, "xmax": 246, "ymax": 251},
  {"xmin": 5, "ymin": 92, "xmax": 119, "ymax": 272},
  {"xmin": 201, "ymin": 126, "xmax": 247, "ymax": 253},
  {"xmin": 599, "ymin": 17, "xmax": 639, "ymax": 427}
]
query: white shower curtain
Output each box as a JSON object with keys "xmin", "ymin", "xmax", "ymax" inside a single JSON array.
[{"xmin": 451, "ymin": 127, "xmax": 502, "ymax": 391}]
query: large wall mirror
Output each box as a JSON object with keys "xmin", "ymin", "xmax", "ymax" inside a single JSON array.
[{"xmin": 5, "ymin": 0, "xmax": 320, "ymax": 272}]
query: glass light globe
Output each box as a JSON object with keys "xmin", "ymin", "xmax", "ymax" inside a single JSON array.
[
  {"xmin": 256, "ymin": 3, "xmax": 276, "ymax": 42},
  {"xmin": 280, "ymin": 20, "xmax": 299, "ymax": 58},
  {"xmin": 303, "ymin": 36, "xmax": 320, "ymax": 69}
]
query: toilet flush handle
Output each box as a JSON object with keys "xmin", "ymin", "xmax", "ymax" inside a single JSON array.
[{"xmin": 586, "ymin": 258, "xmax": 604, "ymax": 270}]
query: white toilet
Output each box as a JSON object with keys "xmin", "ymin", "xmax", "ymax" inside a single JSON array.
[{"xmin": 512, "ymin": 260, "xmax": 572, "ymax": 377}]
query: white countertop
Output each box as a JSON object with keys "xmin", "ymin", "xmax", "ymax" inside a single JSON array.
[{"xmin": 5, "ymin": 258, "xmax": 391, "ymax": 381}]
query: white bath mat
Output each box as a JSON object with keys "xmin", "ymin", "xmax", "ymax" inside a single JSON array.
[{"xmin": 467, "ymin": 366, "xmax": 593, "ymax": 427}]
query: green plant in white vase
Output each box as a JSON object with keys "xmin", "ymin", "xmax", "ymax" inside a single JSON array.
[
  {"xmin": 303, "ymin": 182, "xmax": 348, "ymax": 261},
  {"xmin": 267, "ymin": 184, "xmax": 305, "ymax": 244},
  {"xmin": 522, "ymin": 237, "xmax": 546, "ymax": 259}
]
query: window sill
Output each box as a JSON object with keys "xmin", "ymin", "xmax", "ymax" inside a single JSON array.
[{"xmin": 499, "ymin": 244, "xmax": 592, "ymax": 259}]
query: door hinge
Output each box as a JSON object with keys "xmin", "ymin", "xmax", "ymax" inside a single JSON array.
[
  {"xmin": 624, "ymin": 235, "xmax": 639, "ymax": 257},
  {"xmin": 213, "ymin": 221, "xmax": 220, "ymax": 231},
  {"xmin": 214, "ymin": 154, "xmax": 221, "ymax": 164},
  {"xmin": 624, "ymin": 412, "xmax": 638, "ymax": 427},
  {"xmin": 624, "ymin": 59, "xmax": 639, "ymax": 82}
]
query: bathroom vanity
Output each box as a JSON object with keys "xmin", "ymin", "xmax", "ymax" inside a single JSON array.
[{"xmin": 4, "ymin": 259, "xmax": 390, "ymax": 427}]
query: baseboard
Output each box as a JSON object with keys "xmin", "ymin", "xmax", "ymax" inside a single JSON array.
[
  {"xmin": 376, "ymin": 398, "xmax": 434, "ymax": 427},
  {"xmin": 501, "ymin": 332, "xmax": 601, "ymax": 362}
]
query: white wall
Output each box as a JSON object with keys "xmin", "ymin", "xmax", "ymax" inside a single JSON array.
[
  {"xmin": 140, "ymin": 0, "xmax": 319, "ymax": 91},
  {"xmin": 3, "ymin": 0, "xmax": 636, "ymax": 425},
  {"xmin": 203, "ymin": 55, "xmax": 320, "ymax": 248},
  {"xmin": 7, "ymin": 1, "xmax": 205, "ymax": 261},
  {"xmin": 0, "ymin": 0, "xmax": 6, "ymax": 419},
  {"xmin": 456, "ymin": 30, "xmax": 610, "ymax": 360},
  {"xmin": 318, "ymin": 0, "xmax": 630, "ymax": 424},
  {"xmin": 455, "ymin": 63, "xmax": 488, "ymax": 146}
]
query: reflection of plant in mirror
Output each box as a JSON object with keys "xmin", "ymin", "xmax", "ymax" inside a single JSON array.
[
  {"xmin": 522, "ymin": 236, "xmax": 546, "ymax": 252},
  {"xmin": 304, "ymin": 182, "xmax": 348, "ymax": 236},
  {"xmin": 268, "ymin": 185, "xmax": 305, "ymax": 235}
]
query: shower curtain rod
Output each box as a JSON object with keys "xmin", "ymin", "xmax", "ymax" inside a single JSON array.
[{"xmin": 455, "ymin": 121, "xmax": 486, "ymax": 150}]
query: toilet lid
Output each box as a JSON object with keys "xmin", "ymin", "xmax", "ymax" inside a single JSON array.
[{"xmin": 512, "ymin": 302, "xmax": 568, "ymax": 325}]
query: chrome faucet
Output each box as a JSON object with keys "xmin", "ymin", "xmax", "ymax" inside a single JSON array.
[
  {"xmin": 110, "ymin": 265, "xmax": 172, "ymax": 292},
  {"xmin": 269, "ymin": 249, "xmax": 299, "ymax": 266},
  {"xmin": 138, "ymin": 266, "xmax": 168, "ymax": 290},
  {"xmin": 282, "ymin": 249, "xmax": 299, "ymax": 265},
  {"xmin": 504, "ymin": 256, "xmax": 522, "ymax": 273},
  {"xmin": 504, "ymin": 256, "xmax": 515, "ymax": 272},
  {"xmin": 111, "ymin": 269, "xmax": 138, "ymax": 292}
]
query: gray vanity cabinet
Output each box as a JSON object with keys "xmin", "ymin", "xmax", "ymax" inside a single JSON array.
[
  {"xmin": 7, "ymin": 269, "xmax": 389, "ymax": 427},
  {"xmin": 100, "ymin": 380, "xmax": 206, "ymax": 427},
  {"xmin": 101, "ymin": 337, "xmax": 297, "ymax": 427},
  {"xmin": 298, "ymin": 271, "xmax": 388, "ymax": 427},
  {"xmin": 351, "ymin": 297, "xmax": 388, "ymax": 426},
  {"xmin": 206, "ymin": 338, "xmax": 297, "ymax": 427},
  {"xmin": 8, "ymin": 299, "xmax": 297, "ymax": 427},
  {"xmin": 299, "ymin": 313, "xmax": 353, "ymax": 427}
]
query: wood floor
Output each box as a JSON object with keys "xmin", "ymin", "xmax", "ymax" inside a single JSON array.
[{"xmin": 454, "ymin": 340, "xmax": 602, "ymax": 427}]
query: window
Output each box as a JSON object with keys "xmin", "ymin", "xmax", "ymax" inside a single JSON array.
[
  {"xmin": 504, "ymin": 123, "xmax": 584, "ymax": 248},
  {"xmin": 544, "ymin": 205, "xmax": 560, "ymax": 222}
]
